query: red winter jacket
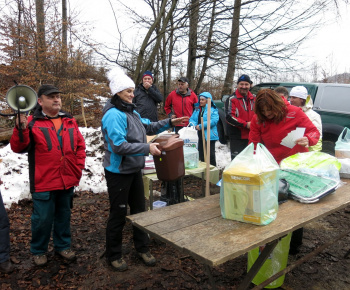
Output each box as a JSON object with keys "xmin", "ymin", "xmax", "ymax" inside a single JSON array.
[
  {"xmin": 164, "ymin": 88, "xmax": 198, "ymax": 127},
  {"xmin": 10, "ymin": 110, "xmax": 86, "ymax": 193},
  {"xmin": 249, "ymin": 105, "xmax": 320, "ymax": 164},
  {"xmin": 225, "ymin": 90, "xmax": 255, "ymax": 139}
]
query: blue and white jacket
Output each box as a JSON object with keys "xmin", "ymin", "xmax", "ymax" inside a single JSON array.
[
  {"xmin": 189, "ymin": 92, "xmax": 219, "ymax": 141},
  {"xmin": 101, "ymin": 99, "xmax": 171, "ymax": 174}
]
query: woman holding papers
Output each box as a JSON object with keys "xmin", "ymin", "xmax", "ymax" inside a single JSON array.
[
  {"xmin": 249, "ymin": 89, "xmax": 320, "ymax": 164},
  {"xmin": 249, "ymin": 88, "xmax": 320, "ymax": 255}
]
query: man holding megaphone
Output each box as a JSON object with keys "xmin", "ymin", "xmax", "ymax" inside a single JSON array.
[{"xmin": 10, "ymin": 84, "xmax": 86, "ymax": 267}]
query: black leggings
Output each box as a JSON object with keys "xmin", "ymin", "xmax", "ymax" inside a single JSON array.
[
  {"xmin": 198, "ymin": 136, "xmax": 216, "ymax": 166},
  {"xmin": 104, "ymin": 169, "xmax": 149, "ymax": 262}
]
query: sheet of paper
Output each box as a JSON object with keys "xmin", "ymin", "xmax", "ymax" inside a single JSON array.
[{"xmin": 280, "ymin": 127, "xmax": 306, "ymax": 148}]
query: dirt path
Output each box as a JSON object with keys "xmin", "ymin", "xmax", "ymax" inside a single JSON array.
[{"xmin": 1, "ymin": 176, "xmax": 350, "ymax": 289}]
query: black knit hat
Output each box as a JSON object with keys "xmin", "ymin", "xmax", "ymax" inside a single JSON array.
[{"xmin": 237, "ymin": 74, "xmax": 252, "ymax": 84}]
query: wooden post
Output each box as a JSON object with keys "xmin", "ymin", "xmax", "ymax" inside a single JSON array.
[
  {"xmin": 80, "ymin": 96, "xmax": 87, "ymax": 127},
  {"xmin": 205, "ymin": 98, "xmax": 211, "ymax": 197}
]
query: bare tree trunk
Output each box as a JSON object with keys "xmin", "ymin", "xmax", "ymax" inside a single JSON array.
[
  {"xmin": 162, "ymin": 18, "xmax": 175, "ymax": 111},
  {"xmin": 140, "ymin": 0, "xmax": 178, "ymax": 81},
  {"xmin": 35, "ymin": 0, "xmax": 46, "ymax": 69},
  {"xmin": 16, "ymin": 0, "xmax": 23, "ymax": 58},
  {"xmin": 62, "ymin": 0, "xmax": 67, "ymax": 59},
  {"xmin": 186, "ymin": 0, "xmax": 199, "ymax": 87},
  {"xmin": 194, "ymin": 0, "xmax": 217, "ymax": 94},
  {"xmin": 134, "ymin": 0, "xmax": 168, "ymax": 83},
  {"xmin": 222, "ymin": 0, "xmax": 241, "ymax": 95}
]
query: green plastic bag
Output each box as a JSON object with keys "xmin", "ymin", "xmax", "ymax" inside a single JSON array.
[
  {"xmin": 280, "ymin": 169, "xmax": 339, "ymax": 203},
  {"xmin": 280, "ymin": 151, "xmax": 341, "ymax": 171},
  {"xmin": 247, "ymin": 233, "xmax": 292, "ymax": 288}
]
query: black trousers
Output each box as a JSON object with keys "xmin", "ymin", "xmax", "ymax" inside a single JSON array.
[
  {"xmin": 198, "ymin": 136, "xmax": 216, "ymax": 166},
  {"xmin": 0, "ymin": 191, "xmax": 10, "ymax": 263},
  {"xmin": 229, "ymin": 137, "xmax": 249, "ymax": 160},
  {"xmin": 104, "ymin": 169, "xmax": 149, "ymax": 262}
]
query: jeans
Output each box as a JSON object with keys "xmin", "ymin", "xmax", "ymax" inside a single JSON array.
[
  {"xmin": 104, "ymin": 169, "xmax": 149, "ymax": 262},
  {"xmin": 0, "ymin": 191, "xmax": 10, "ymax": 263},
  {"xmin": 30, "ymin": 188, "xmax": 74, "ymax": 255}
]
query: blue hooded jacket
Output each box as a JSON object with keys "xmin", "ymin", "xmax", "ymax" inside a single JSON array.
[
  {"xmin": 189, "ymin": 92, "xmax": 219, "ymax": 141},
  {"xmin": 101, "ymin": 98, "xmax": 171, "ymax": 174}
]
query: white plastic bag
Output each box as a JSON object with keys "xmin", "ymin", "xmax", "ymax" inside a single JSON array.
[
  {"xmin": 335, "ymin": 127, "xmax": 350, "ymax": 158},
  {"xmin": 220, "ymin": 143, "xmax": 280, "ymax": 225},
  {"xmin": 178, "ymin": 123, "xmax": 198, "ymax": 149}
]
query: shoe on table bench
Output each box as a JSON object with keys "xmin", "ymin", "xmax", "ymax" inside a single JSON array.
[
  {"xmin": 33, "ymin": 254, "xmax": 47, "ymax": 266},
  {"xmin": 56, "ymin": 249, "xmax": 76, "ymax": 261},
  {"xmin": 137, "ymin": 251, "xmax": 156, "ymax": 266},
  {"xmin": 110, "ymin": 258, "xmax": 128, "ymax": 271}
]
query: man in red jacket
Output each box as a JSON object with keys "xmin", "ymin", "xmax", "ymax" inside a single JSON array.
[
  {"xmin": 10, "ymin": 84, "xmax": 86, "ymax": 267},
  {"xmin": 225, "ymin": 74, "xmax": 255, "ymax": 159},
  {"xmin": 164, "ymin": 77, "xmax": 198, "ymax": 133}
]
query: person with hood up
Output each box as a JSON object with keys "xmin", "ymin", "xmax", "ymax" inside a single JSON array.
[
  {"xmin": 189, "ymin": 92, "xmax": 219, "ymax": 166},
  {"xmin": 225, "ymin": 74, "xmax": 256, "ymax": 160},
  {"xmin": 164, "ymin": 77, "xmax": 198, "ymax": 133},
  {"xmin": 101, "ymin": 67, "xmax": 188, "ymax": 272},
  {"xmin": 133, "ymin": 70, "xmax": 163, "ymax": 122},
  {"xmin": 289, "ymin": 86, "xmax": 322, "ymax": 152}
]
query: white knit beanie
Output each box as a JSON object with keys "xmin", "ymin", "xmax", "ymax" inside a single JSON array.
[
  {"xmin": 107, "ymin": 67, "xmax": 135, "ymax": 95},
  {"xmin": 290, "ymin": 86, "xmax": 308, "ymax": 100}
]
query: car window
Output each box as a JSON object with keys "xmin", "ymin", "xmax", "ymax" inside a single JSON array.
[{"xmin": 318, "ymin": 86, "xmax": 350, "ymax": 113}]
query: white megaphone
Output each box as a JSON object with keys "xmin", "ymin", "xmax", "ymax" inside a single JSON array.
[
  {"xmin": 5, "ymin": 84, "xmax": 38, "ymax": 113},
  {"xmin": 1, "ymin": 84, "xmax": 38, "ymax": 142}
]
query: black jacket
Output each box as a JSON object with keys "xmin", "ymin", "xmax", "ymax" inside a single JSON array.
[{"xmin": 133, "ymin": 84, "xmax": 163, "ymax": 122}]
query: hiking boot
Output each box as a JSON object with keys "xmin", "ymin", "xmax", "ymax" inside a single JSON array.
[
  {"xmin": 110, "ymin": 258, "xmax": 128, "ymax": 271},
  {"xmin": 0, "ymin": 259, "xmax": 14, "ymax": 274},
  {"xmin": 137, "ymin": 251, "xmax": 156, "ymax": 266},
  {"xmin": 56, "ymin": 249, "xmax": 76, "ymax": 261},
  {"xmin": 33, "ymin": 254, "xmax": 47, "ymax": 266}
]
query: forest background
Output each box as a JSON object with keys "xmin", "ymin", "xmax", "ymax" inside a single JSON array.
[{"xmin": 0, "ymin": 0, "xmax": 350, "ymax": 120}]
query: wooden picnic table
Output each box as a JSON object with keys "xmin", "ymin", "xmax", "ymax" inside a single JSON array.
[{"xmin": 128, "ymin": 180, "xmax": 350, "ymax": 288}]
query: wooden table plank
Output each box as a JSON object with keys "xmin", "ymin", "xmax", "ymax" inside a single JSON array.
[{"xmin": 128, "ymin": 181, "xmax": 350, "ymax": 266}]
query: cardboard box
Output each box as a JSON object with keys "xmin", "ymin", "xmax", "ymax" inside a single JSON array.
[{"xmin": 221, "ymin": 166, "xmax": 279, "ymax": 225}]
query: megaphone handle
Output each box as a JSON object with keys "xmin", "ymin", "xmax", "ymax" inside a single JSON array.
[{"xmin": 17, "ymin": 112, "xmax": 24, "ymax": 142}]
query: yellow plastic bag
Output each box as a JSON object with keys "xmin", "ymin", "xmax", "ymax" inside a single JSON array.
[
  {"xmin": 220, "ymin": 143, "xmax": 279, "ymax": 225},
  {"xmin": 247, "ymin": 233, "xmax": 292, "ymax": 288}
]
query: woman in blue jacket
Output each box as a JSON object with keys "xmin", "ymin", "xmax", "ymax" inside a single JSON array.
[
  {"xmin": 189, "ymin": 92, "xmax": 219, "ymax": 166},
  {"xmin": 101, "ymin": 67, "xmax": 188, "ymax": 272}
]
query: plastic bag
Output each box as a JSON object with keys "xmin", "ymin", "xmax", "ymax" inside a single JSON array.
[
  {"xmin": 280, "ymin": 169, "xmax": 339, "ymax": 203},
  {"xmin": 335, "ymin": 127, "xmax": 350, "ymax": 158},
  {"xmin": 248, "ymin": 233, "xmax": 292, "ymax": 288},
  {"xmin": 178, "ymin": 123, "xmax": 198, "ymax": 149},
  {"xmin": 338, "ymin": 158, "xmax": 350, "ymax": 178},
  {"xmin": 184, "ymin": 146, "xmax": 199, "ymax": 169},
  {"xmin": 220, "ymin": 143, "xmax": 279, "ymax": 225},
  {"xmin": 280, "ymin": 151, "xmax": 341, "ymax": 182}
]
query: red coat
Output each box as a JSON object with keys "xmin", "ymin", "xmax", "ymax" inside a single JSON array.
[
  {"xmin": 225, "ymin": 90, "xmax": 255, "ymax": 139},
  {"xmin": 249, "ymin": 105, "xmax": 320, "ymax": 164},
  {"xmin": 164, "ymin": 89, "xmax": 198, "ymax": 127},
  {"xmin": 10, "ymin": 111, "xmax": 86, "ymax": 193}
]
